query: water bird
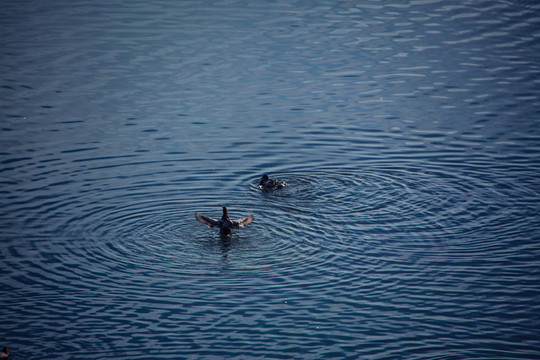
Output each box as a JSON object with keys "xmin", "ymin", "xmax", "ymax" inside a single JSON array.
[
  {"xmin": 195, "ymin": 206, "xmax": 254, "ymax": 236},
  {"xmin": 0, "ymin": 347, "xmax": 9, "ymax": 359},
  {"xmin": 259, "ymin": 174, "xmax": 286, "ymax": 191}
]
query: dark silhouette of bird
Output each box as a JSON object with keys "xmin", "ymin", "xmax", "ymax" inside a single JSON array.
[
  {"xmin": 195, "ymin": 206, "xmax": 254, "ymax": 236},
  {"xmin": 259, "ymin": 174, "xmax": 286, "ymax": 191}
]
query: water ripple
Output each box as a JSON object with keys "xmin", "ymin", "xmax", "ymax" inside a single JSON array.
[{"xmin": 2, "ymin": 0, "xmax": 540, "ymax": 358}]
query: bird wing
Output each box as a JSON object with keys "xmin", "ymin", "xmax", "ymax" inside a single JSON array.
[
  {"xmin": 233, "ymin": 215, "xmax": 254, "ymax": 227},
  {"xmin": 195, "ymin": 212, "xmax": 219, "ymax": 227}
]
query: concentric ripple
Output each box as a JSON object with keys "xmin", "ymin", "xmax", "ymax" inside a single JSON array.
[
  {"xmin": 3, "ymin": 160, "xmax": 537, "ymax": 290},
  {"xmin": 69, "ymin": 165, "xmax": 537, "ymax": 282},
  {"xmin": 243, "ymin": 166, "xmax": 540, "ymax": 276}
]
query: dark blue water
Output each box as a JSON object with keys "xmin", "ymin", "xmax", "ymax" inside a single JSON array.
[{"xmin": 1, "ymin": 1, "xmax": 540, "ymax": 359}]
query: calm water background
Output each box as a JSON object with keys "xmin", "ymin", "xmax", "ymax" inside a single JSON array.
[{"xmin": 1, "ymin": 0, "xmax": 540, "ymax": 359}]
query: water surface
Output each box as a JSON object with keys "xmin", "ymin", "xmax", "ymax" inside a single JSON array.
[{"xmin": 1, "ymin": 0, "xmax": 540, "ymax": 359}]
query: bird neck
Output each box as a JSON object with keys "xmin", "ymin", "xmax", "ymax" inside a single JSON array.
[{"xmin": 221, "ymin": 207, "xmax": 229, "ymax": 220}]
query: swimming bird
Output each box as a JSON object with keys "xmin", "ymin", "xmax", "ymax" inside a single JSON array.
[
  {"xmin": 195, "ymin": 206, "xmax": 254, "ymax": 236},
  {"xmin": 0, "ymin": 347, "xmax": 9, "ymax": 359},
  {"xmin": 259, "ymin": 174, "xmax": 286, "ymax": 191}
]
